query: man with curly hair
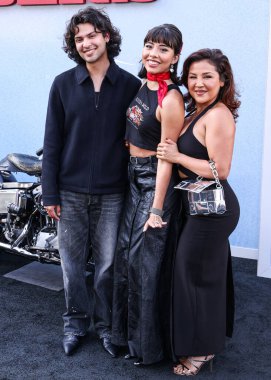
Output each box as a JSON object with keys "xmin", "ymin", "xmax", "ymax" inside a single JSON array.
[{"xmin": 42, "ymin": 6, "xmax": 140, "ymax": 357}]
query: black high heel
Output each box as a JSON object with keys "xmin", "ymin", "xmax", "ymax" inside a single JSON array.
[
  {"xmin": 133, "ymin": 358, "xmax": 143, "ymax": 366},
  {"xmin": 124, "ymin": 352, "xmax": 137, "ymax": 360}
]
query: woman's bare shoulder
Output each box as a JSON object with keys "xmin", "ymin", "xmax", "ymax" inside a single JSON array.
[
  {"xmin": 162, "ymin": 87, "xmax": 184, "ymax": 108},
  {"xmin": 205, "ymin": 103, "xmax": 234, "ymax": 129},
  {"xmin": 207, "ymin": 102, "xmax": 234, "ymax": 121}
]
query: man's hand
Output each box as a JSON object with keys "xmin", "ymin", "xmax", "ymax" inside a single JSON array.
[{"xmin": 45, "ymin": 205, "xmax": 61, "ymax": 221}]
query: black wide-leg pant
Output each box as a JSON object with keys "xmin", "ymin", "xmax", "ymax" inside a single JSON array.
[{"xmin": 112, "ymin": 159, "xmax": 180, "ymax": 364}]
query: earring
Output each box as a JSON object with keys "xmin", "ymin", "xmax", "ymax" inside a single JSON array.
[{"xmin": 170, "ymin": 64, "xmax": 174, "ymax": 73}]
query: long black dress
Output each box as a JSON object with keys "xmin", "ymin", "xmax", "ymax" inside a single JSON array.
[{"xmin": 173, "ymin": 104, "xmax": 240, "ymax": 357}]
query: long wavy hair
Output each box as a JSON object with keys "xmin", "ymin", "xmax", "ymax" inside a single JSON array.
[
  {"xmin": 138, "ymin": 24, "xmax": 183, "ymax": 85},
  {"xmin": 63, "ymin": 6, "xmax": 121, "ymax": 64},
  {"xmin": 181, "ymin": 48, "xmax": 241, "ymax": 119}
]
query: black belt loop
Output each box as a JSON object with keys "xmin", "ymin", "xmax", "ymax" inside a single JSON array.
[{"xmin": 129, "ymin": 155, "xmax": 158, "ymax": 165}]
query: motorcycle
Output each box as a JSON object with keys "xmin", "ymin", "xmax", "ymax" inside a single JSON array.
[{"xmin": 0, "ymin": 149, "xmax": 93, "ymax": 270}]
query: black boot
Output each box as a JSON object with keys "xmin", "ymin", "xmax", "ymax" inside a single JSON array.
[
  {"xmin": 62, "ymin": 335, "xmax": 81, "ymax": 356},
  {"xmin": 100, "ymin": 337, "xmax": 118, "ymax": 358}
]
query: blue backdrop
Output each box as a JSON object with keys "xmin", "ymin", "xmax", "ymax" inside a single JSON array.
[{"xmin": 0, "ymin": 0, "xmax": 269, "ymax": 250}]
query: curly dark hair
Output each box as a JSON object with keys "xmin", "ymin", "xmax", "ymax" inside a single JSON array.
[
  {"xmin": 138, "ymin": 24, "xmax": 183, "ymax": 85},
  {"xmin": 180, "ymin": 48, "xmax": 241, "ymax": 119},
  {"xmin": 63, "ymin": 6, "xmax": 121, "ymax": 64}
]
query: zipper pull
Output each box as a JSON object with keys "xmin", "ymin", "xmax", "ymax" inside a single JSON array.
[{"xmin": 95, "ymin": 92, "xmax": 100, "ymax": 110}]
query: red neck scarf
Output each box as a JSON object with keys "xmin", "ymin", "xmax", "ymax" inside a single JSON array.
[{"xmin": 147, "ymin": 71, "xmax": 171, "ymax": 107}]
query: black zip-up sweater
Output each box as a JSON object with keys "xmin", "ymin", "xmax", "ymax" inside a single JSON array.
[{"xmin": 42, "ymin": 61, "xmax": 141, "ymax": 206}]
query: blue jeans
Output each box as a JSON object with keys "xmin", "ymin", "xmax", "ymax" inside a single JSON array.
[{"xmin": 58, "ymin": 190, "xmax": 124, "ymax": 338}]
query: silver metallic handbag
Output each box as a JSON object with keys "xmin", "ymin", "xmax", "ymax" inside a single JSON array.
[{"xmin": 175, "ymin": 160, "xmax": 226, "ymax": 216}]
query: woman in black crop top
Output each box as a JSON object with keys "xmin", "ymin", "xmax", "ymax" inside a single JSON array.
[
  {"xmin": 157, "ymin": 49, "xmax": 240, "ymax": 376},
  {"xmin": 112, "ymin": 24, "xmax": 184, "ymax": 365}
]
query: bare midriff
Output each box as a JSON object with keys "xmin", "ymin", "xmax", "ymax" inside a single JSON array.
[
  {"xmin": 178, "ymin": 170, "xmax": 188, "ymax": 179},
  {"xmin": 129, "ymin": 143, "xmax": 156, "ymax": 158}
]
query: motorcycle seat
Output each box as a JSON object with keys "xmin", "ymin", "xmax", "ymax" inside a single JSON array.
[{"xmin": 7, "ymin": 153, "xmax": 42, "ymax": 175}]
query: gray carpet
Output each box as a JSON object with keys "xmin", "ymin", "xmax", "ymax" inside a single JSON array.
[
  {"xmin": 4, "ymin": 261, "xmax": 64, "ymax": 291},
  {"xmin": 0, "ymin": 251, "xmax": 271, "ymax": 379}
]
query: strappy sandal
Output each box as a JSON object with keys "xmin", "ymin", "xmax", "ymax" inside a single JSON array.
[
  {"xmin": 173, "ymin": 358, "xmax": 189, "ymax": 376},
  {"xmin": 180, "ymin": 355, "xmax": 215, "ymax": 376},
  {"xmin": 183, "ymin": 355, "xmax": 215, "ymax": 376}
]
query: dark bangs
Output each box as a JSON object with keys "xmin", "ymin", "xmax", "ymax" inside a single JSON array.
[{"xmin": 144, "ymin": 25, "xmax": 178, "ymax": 54}]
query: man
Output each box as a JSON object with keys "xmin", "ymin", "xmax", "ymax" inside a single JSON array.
[{"xmin": 42, "ymin": 6, "xmax": 140, "ymax": 357}]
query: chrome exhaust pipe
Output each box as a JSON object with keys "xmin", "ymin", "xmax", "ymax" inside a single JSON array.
[
  {"xmin": 0, "ymin": 242, "xmax": 61, "ymax": 264},
  {"xmin": 0, "ymin": 242, "xmax": 40, "ymax": 259}
]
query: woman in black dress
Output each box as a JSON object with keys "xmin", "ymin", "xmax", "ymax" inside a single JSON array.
[{"xmin": 157, "ymin": 48, "xmax": 240, "ymax": 376}]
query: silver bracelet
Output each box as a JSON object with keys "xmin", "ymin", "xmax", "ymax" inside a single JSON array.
[{"xmin": 149, "ymin": 207, "xmax": 164, "ymax": 217}]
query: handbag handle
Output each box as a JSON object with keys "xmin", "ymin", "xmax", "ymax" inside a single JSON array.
[{"xmin": 209, "ymin": 160, "xmax": 223, "ymax": 189}]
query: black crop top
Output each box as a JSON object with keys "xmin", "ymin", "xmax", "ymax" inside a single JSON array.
[
  {"xmin": 125, "ymin": 82, "xmax": 181, "ymax": 151},
  {"xmin": 177, "ymin": 100, "xmax": 218, "ymax": 179}
]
